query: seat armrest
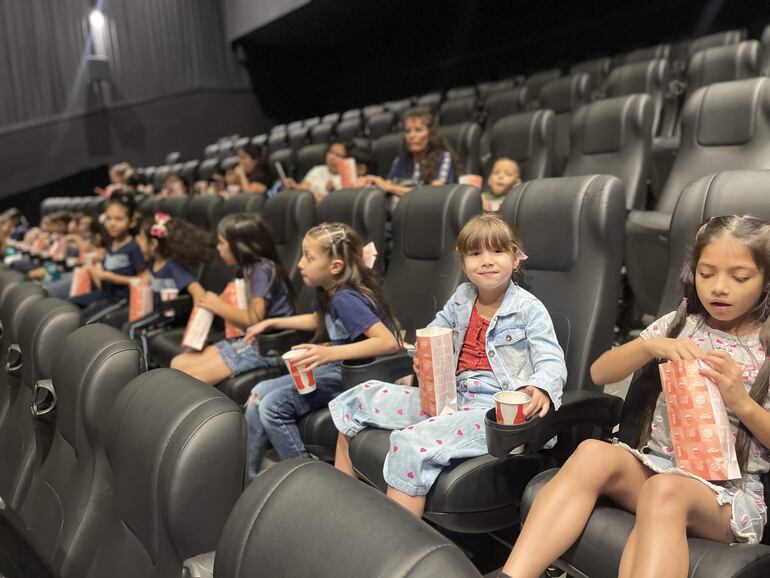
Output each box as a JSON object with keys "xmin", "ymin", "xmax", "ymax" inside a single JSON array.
[
  {"xmin": 486, "ymin": 390, "xmax": 623, "ymax": 458},
  {"xmin": 257, "ymin": 329, "xmax": 314, "ymax": 357},
  {"xmin": 341, "ymin": 351, "xmax": 413, "ymax": 390},
  {"xmin": 182, "ymin": 552, "xmax": 215, "ymax": 578},
  {"xmin": 0, "ymin": 505, "xmax": 55, "ymax": 577},
  {"xmin": 159, "ymin": 294, "xmax": 193, "ymax": 318},
  {"xmin": 625, "ymin": 209, "xmax": 672, "ymax": 235}
]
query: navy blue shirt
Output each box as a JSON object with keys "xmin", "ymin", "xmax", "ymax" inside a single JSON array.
[
  {"xmin": 102, "ymin": 239, "xmax": 147, "ymax": 299},
  {"xmin": 315, "ymin": 287, "xmax": 394, "ymax": 345},
  {"xmin": 151, "ymin": 259, "xmax": 197, "ymax": 295},
  {"xmin": 387, "ymin": 150, "xmax": 455, "ymax": 185},
  {"xmin": 247, "ymin": 261, "xmax": 293, "ymax": 319}
]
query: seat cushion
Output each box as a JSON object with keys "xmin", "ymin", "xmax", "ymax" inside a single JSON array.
[
  {"xmin": 349, "ymin": 427, "xmax": 543, "ymax": 532},
  {"xmin": 522, "ymin": 469, "xmax": 770, "ymax": 578}
]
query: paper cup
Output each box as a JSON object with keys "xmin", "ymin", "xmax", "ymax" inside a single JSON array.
[
  {"xmin": 282, "ymin": 349, "xmax": 316, "ymax": 394},
  {"xmin": 494, "ymin": 390, "xmax": 531, "ymax": 425},
  {"xmin": 160, "ymin": 288, "xmax": 179, "ymax": 317}
]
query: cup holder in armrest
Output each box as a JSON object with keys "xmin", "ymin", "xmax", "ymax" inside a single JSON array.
[{"xmin": 484, "ymin": 408, "xmax": 543, "ymax": 458}]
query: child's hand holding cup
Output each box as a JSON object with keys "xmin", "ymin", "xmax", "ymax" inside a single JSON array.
[{"xmin": 282, "ymin": 349, "xmax": 316, "ymax": 394}]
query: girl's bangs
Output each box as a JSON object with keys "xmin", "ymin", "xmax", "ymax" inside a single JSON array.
[{"xmin": 457, "ymin": 220, "xmax": 517, "ymax": 254}]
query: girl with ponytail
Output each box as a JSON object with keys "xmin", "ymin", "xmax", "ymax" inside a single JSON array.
[{"xmin": 500, "ymin": 215, "xmax": 770, "ymax": 578}]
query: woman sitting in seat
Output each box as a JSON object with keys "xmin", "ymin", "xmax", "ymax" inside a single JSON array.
[{"xmin": 363, "ymin": 107, "xmax": 457, "ymax": 200}]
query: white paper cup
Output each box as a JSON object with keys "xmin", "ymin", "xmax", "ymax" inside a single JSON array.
[
  {"xmin": 282, "ymin": 349, "xmax": 316, "ymax": 394},
  {"xmin": 494, "ymin": 390, "xmax": 531, "ymax": 425},
  {"xmin": 160, "ymin": 288, "xmax": 179, "ymax": 317},
  {"xmin": 494, "ymin": 390, "xmax": 531, "ymax": 455}
]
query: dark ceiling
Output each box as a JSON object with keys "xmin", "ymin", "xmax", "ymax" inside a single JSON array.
[{"xmin": 234, "ymin": 0, "xmax": 767, "ymax": 122}]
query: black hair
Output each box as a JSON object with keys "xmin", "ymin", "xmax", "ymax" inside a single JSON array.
[
  {"xmin": 140, "ymin": 215, "xmax": 215, "ymax": 270},
  {"xmin": 217, "ymin": 213, "xmax": 296, "ymax": 306}
]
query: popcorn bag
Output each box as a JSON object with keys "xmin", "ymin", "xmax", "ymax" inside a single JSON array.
[
  {"xmin": 181, "ymin": 306, "xmax": 214, "ymax": 351},
  {"xmin": 338, "ymin": 157, "xmax": 357, "ymax": 189},
  {"xmin": 415, "ymin": 326, "xmax": 457, "ymax": 416},
  {"xmin": 659, "ymin": 359, "xmax": 741, "ymax": 481},
  {"xmin": 128, "ymin": 281, "xmax": 154, "ymax": 322},
  {"xmin": 223, "ymin": 279, "xmax": 248, "ymax": 339},
  {"xmin": 68, "ymin": 267, "xmax": 92, "ymax": 297}
]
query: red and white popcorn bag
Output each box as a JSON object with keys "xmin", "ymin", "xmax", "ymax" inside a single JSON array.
[
  {"xmin": 181, "ymin": 306, "xmax": 214, "ymax": 351},
  {"xmin": 223, "ymin": 279, "xmax": 248, "ymax": 339},
  {"xmin": 338, "ymin": 157, "xmax": 357, "ymax": 189},
  {"xmin": 415, "ymin": 326, "xmax": 457, "ymax": 416},
  {"xmin": 128, "ymin": 280, "xmax": 154, "ymax": 322},
  {"xmin": 69, "ymin": 267, "xmax": 92, "ymax": 297},
  {"xmin": 659, "ymin": 359, "xmax": 741, "ymax": 481}
]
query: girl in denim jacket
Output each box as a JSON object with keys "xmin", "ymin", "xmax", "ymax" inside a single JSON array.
[{"xmin": 330, "ymin": 214, "xmax": 567, "ymax": 517}]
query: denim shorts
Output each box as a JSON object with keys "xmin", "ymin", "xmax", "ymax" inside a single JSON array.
[{"xmin": 215, "ymin": 338, "xmax": 282, "ymax": 376}]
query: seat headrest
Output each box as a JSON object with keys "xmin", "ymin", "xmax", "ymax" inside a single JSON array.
[
  {"xmin": 261, "ymin": 190, "xmax": 315, "ymax": 247},
  {"xmin": 661, "ymin": 169, "xmax": 770, "ymax": 314},
  {"xmin": 489, "ymin": 110, "xmax": 552, "ymax": 162},
  {"xmin": 0, "ymin": 283, "xmax": 45, "ymax": 345},
  {"xmin": 540, "ymin": 73, "xmax": 590, "ymax": 114},
  {"xmin": 105, "ymin": 369, "xmax": 245, "ymax": 563},
  {"xmin": 53, "ymin": 324, "xmax": 142, "ymax": 451},
  {"xmin": 19, "ymin": 298, "xmax": 81, "ymax": 385},
  {"xmin": 606, "ymin": 59, "xmax": 668, "ymax": 98},
  {"xmin": 695, "ymin": 78, "xmax": 766, "ymax": 146},
  {"xmin": 398, "ymin": 185, "xmax": 478, "ymax": 260},
  {"xmin": 501, "ymin": 175, "xmax": 623, "ymax": 272},
  {"xmin": 576, "ymin": 95, "xmax": 646, "ymax": 154},
  {"xmin": 214, "ymin": 460, "xmax": 480, "ymax": 578},
  {"xmin": 687, "ymin": 40, "xmax": 760, "ymax": 95},
  {"xmin": 367, "ymin": 111, "xmax": 397, "ymax": 139},
  {"xmin": 688, "ymin": 29, "xmax": 746, "ymax": 58}
]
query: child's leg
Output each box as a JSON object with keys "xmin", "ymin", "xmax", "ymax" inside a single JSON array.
[
  {"xmin": 627, "ymin": 474, "xmax": 732, "ymax": 578},
  {"xmin": 259, "ymin": 364, "xmax": 344, "ymax": 460},
  {"xmin": 329, "ymin": 381, "xmax": 425, "ymax": 475},
  {"xmin": 244, "ymin": 374, "xmax": 296, "ymax": 478},
  {"xmin": 501, "ymin": 440, "xmax": 653, "ymax": 578},
  {"xmin": 171, "ymin": 346, "xmax": 231, "ymax": 385},
  {"xmin": 382, "ymin": 407, "xmax": 490, "ymax": 517},
  {"xmin": 334, "ymin": 433, "xmax": 356, "ymax": 477}
]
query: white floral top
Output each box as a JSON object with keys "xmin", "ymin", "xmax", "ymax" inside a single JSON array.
[{"xmin": 640, "ymin": 311, "xmax": 770, "ymax": 475}]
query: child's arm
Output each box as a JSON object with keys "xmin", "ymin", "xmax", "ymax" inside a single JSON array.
[
  {"xmin": 243, "ymin": 313, "xmax": 320, "ymax": 343},
  {"xmin": 96, "ymin": 269, "xmax": 151, "ymax": 286},
  {"xmin": 289, "ymin": 321, "xmax": 399, "ymax": 371},
  {"xmin": 591, "ymin": 337, "xmax": 703, "ymax": 385},
  {"xmin": 186, "ymin": 281, "xmax": 205, "ymax": 305},
  {"xmin": 701, "ymin": 349, "xmax": 770, "ymax": 450},
  {"xmin": 521, "ymin": 300, "xmax": 567, "ymax": 411}
]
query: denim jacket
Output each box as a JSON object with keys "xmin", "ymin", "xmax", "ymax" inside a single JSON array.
[{"xmin": 429, "ymin": 281, "xmax": 566, "ymax": 409}]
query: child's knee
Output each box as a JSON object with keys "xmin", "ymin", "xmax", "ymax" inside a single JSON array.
[
  {"xmin": 170, "ymin": 354, "xmax": 184, "ymax": 370},
  {"xmin": 637, "ymin": 474, "xmax": 685, "ymax": 514}
]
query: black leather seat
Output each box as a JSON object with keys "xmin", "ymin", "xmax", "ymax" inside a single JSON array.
[
  {"xmin": 158, "ymin": 196, "xmax": 189, "ymax": 219},
  {"xmin": 347, "ymin": 175, "xmax": 625, "ymax": 533},
  {"xmin": 8, "ymin": 325, "xmax": 142, "ymax": 577},
  {"xmin": 287, "ymin": 125, "xmax": 309, "ymax": 150},
  {"xmin": 321, "ymin": 112, "xmax": 341, "ymax": 124},
  {"xmin": 372, "ymin": 132, "xmax": 405, "ymax": 177},
  {"xmin": 563, "ymin": 94, "xmax": 654, "ymax": 210},
  {"xmin": 570, "ymin": 57, "xmax": 611, "ymax": 94},
  {"xmin": 486, "ymin": 110, "xmax": 555, "ymax": 180},
  {"xmin": 626, "ymin": 77, "xmax": 770, "ymax": 315},
  {"xmin": 439, "ymin": 96, "xmax": 478, "ymax": 125},
  {"xmin": 75, "ymin": 368, "xmax": 245, "ymax": 578},
  {"xmin": 477, "ymin": 78, "xmax": 516, "ymax": 99},
  {"xmin": 185, "ymin": 195, "xmax": 223, "ymax": 232},
  {"xmin": 416, "ymin": 92, "xmax": 442, "ymax": 115},
  {"xmin": 483, "ymin": 86, "xmax": 528, "ymax": 135},
  {"xmin": 677, "ymin": 28, "xmax": 747, "ymax": 70},
  {"xmin": 539, "ymin": 73, "xmax": 592, "ymax": 174},
  {"xmin": 384, "ymin": 98, "xmax": 413, "ymax": 118},
  {"xmin": 152, "ymin": 165, "xmax": 172, "ymax": 191},
  {"xmin": 0, "ymin": 297, "xmax": 81, "ymax": 510},
  {"xmin": 217, "ymin": 193, "xmax": 266, "ymax": 222},
  {"xmin": 266, "ymin": 130, "xmax": 289, "ymax": 154},
  {"xmin": 179, "ymin": 160, "xmax": 199, "ymax": 189},
  {"xmin": 440, "ymin": 122, "xmax": 482, "ymax": 175},
  {"xmin": 366, "ymin": 111, "xmax": 398, "ymax": 139},
  {"xmin": 268, "ymin": 147, "xmax": 297, "ymax": 180},
  {"xmin": 762, "ymin": 24, "xmax": 770, "ymax": 75},
  {"xmin": 138, "ymin": 195, "xmax": 163, "ymax": 218},
  {"xmin": 606, "ymin": 59, "xmax": 670, "ymax": 137},
  {"xmin": 197, "ymin": 158, "xmax": 220, "ymax": 182},
  {"xmin": 296, "ymin": 143, "xmax": 329, "ymax": 180},
  {"xmin": 520, "ymin": 169, "xmax": 770, "ymax": 578},
  {"xmin": 0, "ymin": 278, "xmax": 40, "ymax": 432},
  {"xmin": 309, "ymin": 121, "xmax": 335, "ymax": 144},
  {"xmin": 251, "ymin": 134, "xmax": 267, "ymax": 148},
  {"xmin": 446, "ymin": 86, "xmax": 476, "ymax": 100},
  {"xmin": 363, "ymin": 104, "xmax": 386, "ymax": 122},
  {"xmin": 335, "ymin": 117, "xmax": 363, "ymax": 141},
  {"xmin": 206, "ymin": 460, "xmax": 481, "ymax": 578},
  {"xmin": 614, "ymin": 43, "xmax": 670, "ymax": 68},
  {"xmin": 298, "ymin": 184, "xmax": 481, "ymax": 461},
  {"xmin": 524, "ymin": 68, "xmax": 562, "ymax": 108}
]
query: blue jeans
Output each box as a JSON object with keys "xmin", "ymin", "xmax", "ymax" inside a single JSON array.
[{"xmin": 244, "ymin": 362, "xmax": 342, "ymax": 479}]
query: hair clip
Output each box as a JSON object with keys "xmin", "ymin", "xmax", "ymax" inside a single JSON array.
[
  {"xmin": 517, "ymin": 250, "xmax": 528, "ymax": 261},
  {"xmin": 150, "ymin": 212, "xmax": 171, "ymax": 239}
]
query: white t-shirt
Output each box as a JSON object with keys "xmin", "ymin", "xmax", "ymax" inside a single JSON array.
[
  {"xmin": 303, "ymin": 165, "xmax": 341, "ymax": 198},
  {"xmin": 640, "ymin": 311, "xmax": 770, "ymax": 475}
]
